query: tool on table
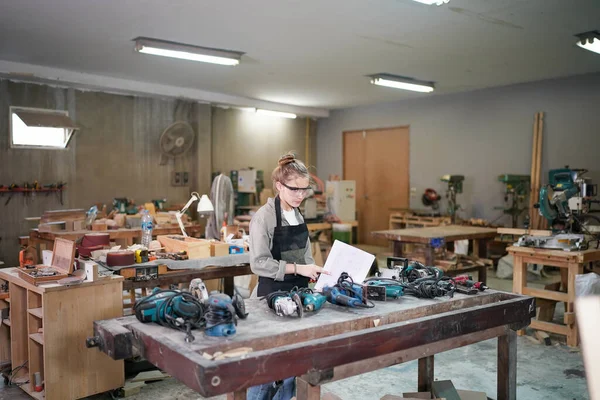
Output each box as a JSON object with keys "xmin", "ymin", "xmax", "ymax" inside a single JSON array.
[
  {"xmin": 322, "ymin": 272, "xmax": 375, "ymax": 308},
  {"xmin": 19, "ymin": 246, "xmax": 38, "ymax": 268},
  {"xmin": 453, "ymin": 275, "xmax": 489, "ymax": 291},
  {"xmin": 263, "ymin": 290, "xmax": 304, "ymax": 317},
  {"xmin": 517, "ymin": 166, "xmax": 600, "ymax": 251},
  {"xmin": 134, "ymin": 249, "xmax": 149, "ymax": 263},
  {"xmin": 205, "ymin": 293, "xmax": 243, "ymax": 337},
  {"xmin": 364, "ymin": 279, "xmax": 403, "ymax": 300},
  {"xmin": 454, "ymin": 285, "xmax": 478, "ymax": 295},
  {"xmin": 496, "ymin": 174, "xmax": 530, "ymax": 228},
  {"xmin": 152, "ymin": 198, "xmax": 167, "ymax": 211},
  {"xmin": 440, "ymin": 174, "xmax": 464, "ymax": 223},
  {"xmin": 293, "ymin": 287, "xmax": 327, "ymax": 312},
  {"xmin": 189, "ymin": 278, "xmax": 209, "ymax": 302}
]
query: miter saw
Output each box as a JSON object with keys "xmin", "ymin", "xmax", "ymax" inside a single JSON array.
[
  {"xmin": 440, "ymin": 175, "xmax": 464, "ymax": 223},
  {"xmin": 516, "ymin": 167, "xmax": 600, "ymax": 251}
]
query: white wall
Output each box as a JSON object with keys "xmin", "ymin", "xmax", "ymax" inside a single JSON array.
[{"xmin": 316, "ymin": 73, "xmax": 600, "ymax": 224}]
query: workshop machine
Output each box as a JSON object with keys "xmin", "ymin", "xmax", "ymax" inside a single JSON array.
[
  {"xmin": 516, "ymin": 167, "xmax": 600, "ymax": 251},
  {"xmin": 496, "ymin": 174, "xmax": 530, "ymax": 228},
  {"xmin": 440, "ymin": 175, "xmax": 464, "ymax": 223},
  {"xmin": 421, "ymin": 188, "xmax": 441, "ymax": 211}
]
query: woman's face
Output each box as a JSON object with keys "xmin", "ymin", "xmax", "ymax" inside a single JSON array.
[{"xmin": 276, "ymin": 175, "xmax": 310, "ymax": 209}]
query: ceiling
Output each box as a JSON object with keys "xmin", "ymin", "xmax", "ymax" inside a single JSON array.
[{"xmin": 1, "ymin": 0, "xmax": 599, "ymax": 115}]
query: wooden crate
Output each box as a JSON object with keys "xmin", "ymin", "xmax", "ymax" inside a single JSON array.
[
  {"xmin": 157, "ymin": 235, "xmax": 211, "ymax": 259},
  {"xmin": 210, "ymin": 241, "xmax": 230, "ymax": 257}
]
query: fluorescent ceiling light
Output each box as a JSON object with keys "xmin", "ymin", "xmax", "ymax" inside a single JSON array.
[
  {"xmin": 370, "ymin": 74, "xmax": 435, "ymax": 93},
  {"xmin": 134, "ymin": 37, "xmax": 244, "ymax": 66},
  {"xmin": 576, "ymin": 31, "xmax": 600, "ymax": 55},
  {"xmin": 236, "ymin": 107, "xmax": 257, "ymax": 113},
  {"xmin": 256, "ymin": 109, "xmax": 297, "ymax": 119},
  {"xmin": 412, "ymin": 0, "xmax": 449, "ymax": 5}
]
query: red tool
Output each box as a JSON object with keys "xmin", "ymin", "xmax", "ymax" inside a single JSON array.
[{"xmin": 453, "ymin": 275, "xmax": 489, "ymax": 291}]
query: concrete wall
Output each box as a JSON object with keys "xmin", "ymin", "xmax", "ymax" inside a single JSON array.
[
  {"xmin": 211, "ymin": 107, "xmax": 318, "ymax": 188},
  {"xmin": 0, "ymin": 79, "xmax": 212, "ymax": 266},
  {"xmin": 317, "ymin": 72, "xmax": 600, "ymax": 224}
]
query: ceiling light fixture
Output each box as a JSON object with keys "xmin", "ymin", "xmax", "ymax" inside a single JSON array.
[
  {"xmin": 411, "ymin": 0, "xmax": 449, "ymax": 5},
  {"xmin": 369, "ymin": 74, "xmax": 435, "ymax": 93},
  {"xmin": 256, "ymin": 109, "xmax": 297, "ymax": 119},
  {"xmin": 576, "ymin": 31, "xmax": 600, "ymax": 55},
  {"xmin": 134, "ymin": 37, "xmax": 244, "ymax": 66}
]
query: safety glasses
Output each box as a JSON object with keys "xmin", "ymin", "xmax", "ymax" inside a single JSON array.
[{"xmin": 280, "ymin": 182, "xmax": 312, "ymax": 197}]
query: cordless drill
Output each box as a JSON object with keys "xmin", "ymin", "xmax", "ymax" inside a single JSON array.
[
  {"xmin": 322, "ymin": 286, "xmax": 364, "ymax": 308},
  {"xmin": 454, "ymin": 275, "xmax": 488, "ymax": 291}
]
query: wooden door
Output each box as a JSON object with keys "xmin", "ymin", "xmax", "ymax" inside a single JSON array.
[{"xmin": 344, "ymin": 127, "xmax": 410, "ymax": 245}]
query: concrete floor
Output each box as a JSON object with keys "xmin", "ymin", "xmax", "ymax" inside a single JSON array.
[{"xmin": 0, "ymin": 248, "xmax": 591, "ymax": 399}]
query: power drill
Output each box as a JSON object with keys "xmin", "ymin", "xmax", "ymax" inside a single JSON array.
[
  {"xmin": 453, "ymin": 275, "xmax": 488, "ymax": 291},
  {"xmin": 322, "ymin": 286, "xmax": 364, "ymax": 308}
]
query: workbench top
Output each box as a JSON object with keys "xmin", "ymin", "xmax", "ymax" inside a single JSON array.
[
  {"xmin": 507, "ymin": 245, "xmax": 600, "ymax": 263},
  {"xmin": 94, "ymin": 289, "xmax": 534, "ymax": 397},
  {"xmin": 30, "ymin": 223, "xmax": 204, "ymax": 240},
  {"xmin": 0, "ymin": 267, "xmax": 123, "ymax": 293},
  {"xmin": 372, "ymin": 225, "xmax": 497, "ymax": 243}
]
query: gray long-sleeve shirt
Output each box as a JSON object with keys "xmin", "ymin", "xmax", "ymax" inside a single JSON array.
[{"xmin": 249, "ymin": 197, "xmax": 315, "ymax": 281}]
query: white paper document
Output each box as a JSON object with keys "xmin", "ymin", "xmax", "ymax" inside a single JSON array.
[{"xmin": 314, "ymin": 240, "xmax": 376, "ymax": 292}]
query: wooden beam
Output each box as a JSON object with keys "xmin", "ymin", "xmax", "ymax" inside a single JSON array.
[
  {"xmin": 529, "ymin": 319, "xmax": 569, "ymax": 336},
  {"xmin": 498, "ymin": 330, "xmax": 517, "ymax": 400},
  {"xmin": 523, "ymin": 287, "xmax": 568, "ymax": 303},
  {"xmin": 297, "ymin": 377, "xmax": 320, "ymax": 400},
  {"xmin": 418, "ymin": 356, "xmax": 434, "ymax": 392}
]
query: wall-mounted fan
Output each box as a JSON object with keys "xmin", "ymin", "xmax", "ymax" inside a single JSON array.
[{"xmin": 159, "ymin": 121, "xmax": 195, "ymax": 165}]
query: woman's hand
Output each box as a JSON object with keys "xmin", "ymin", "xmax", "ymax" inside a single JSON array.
[{"xmin": 297, "ymin": 264, "xmax": 329, "ymax": 280}]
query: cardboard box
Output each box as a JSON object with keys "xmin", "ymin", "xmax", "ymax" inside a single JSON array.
[
  {"xmin": 157, "ymin": 235, "xmax": 211, "ymax": 259},
  {"xmin": 210, "ymin": 241, "xmax": 230, "ymax": 257}
]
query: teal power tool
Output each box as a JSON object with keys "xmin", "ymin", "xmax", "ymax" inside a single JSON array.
[
  {"xmin": 134, "ymin": 288, "xmax": 206, "ymax": 342},
  {"xmin": 323, "ymin": 272, "xmax": 375, "ymax": 308},
  {"xmin": 293, "ymin": 287, "xmax": 327, "ymax": 312},
  {"xmin": 364, "ymin": 280, "xmax": 403, "ymax": 300}
]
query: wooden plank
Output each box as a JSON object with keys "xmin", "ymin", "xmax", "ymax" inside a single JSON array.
[
  {"xmin": 43, "ymin": 278, "xmax": 124, "ymax": 399},
  {"xmin": 498, "ymin": 330, "xmax": 517, "ymax": 400},
  {"xmin": 9, "ymin": 283, "xmax": 28, "ymax": 381},
  {"xmin": 371, "ymin": 225, "xmax": 497, "ymax": 244},
  {"xmin": 529, "ymin": 319, "xmax": 569, "ymax": 335},
  {"xmin": 497, "ymin": 228, "xmax": 552, "ymax": 236},
  {"xmin": 29, "ymin": 333, "xmax": 44, "ymax": 345},
  {"xmin": 306, "ymin": 326, "xmax": 507, "ymax": 385},
  {"xmin": 297, "ymin": 377, "xmax": 320, "ymax": 400},
  {"xmin": 575, "ymin": 296, "xmax": 600, "ymax": 400},
  {"xmin": 28, "ymin": 307, "xmax": 43, "ymax": 319},
  {"xmin": 534, "ymin": 330, "xmax": 551, "ymax": 345},
  {"xmin": 523, "ymin": 287, "xmax": 568, "ymax": 303},
  {"xmin": 417, "ymin": 356, "xmax": 434, "ymax": 392},
  {"xmin": 566, "ymin": 263, "xmax": 583, "ymax": 347}
]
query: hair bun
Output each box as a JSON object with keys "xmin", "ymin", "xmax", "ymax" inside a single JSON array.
[{"xmin": 278, "ymin": 153, "xmax": 296, "ymax": 166}]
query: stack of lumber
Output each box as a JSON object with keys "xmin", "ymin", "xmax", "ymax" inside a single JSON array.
[
  {"xmin": 529, "ymin": 112, "xmax": 547, "ymax": 230},
  {"xmin": 39, "ymin": 209, "xmax": 86, "ymax": 232}
]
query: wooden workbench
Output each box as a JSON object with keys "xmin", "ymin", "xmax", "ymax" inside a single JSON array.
[
  {"xmin": 508, "ymin": 245, "xmax": 600, "ymax": 347},
  {"xmin": 372, "ymin": 225, "xmax": 498, "ymax": 282},
  {"xmin": 29, "ymin": 224, "xmax": 204, "ymax": 256},
  {"xmin": 89, "ymin": 290, "xmax": 534, "ymax": 400}
]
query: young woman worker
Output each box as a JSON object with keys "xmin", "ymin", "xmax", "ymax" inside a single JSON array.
[{"xmin": 248, "ymin": 153, "xmax": 328, "ymax": 400}]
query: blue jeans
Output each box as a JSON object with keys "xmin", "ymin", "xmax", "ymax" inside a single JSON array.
[{"xmin": 246, "ymin": 377, "xmax": 295, "ymax": 400}]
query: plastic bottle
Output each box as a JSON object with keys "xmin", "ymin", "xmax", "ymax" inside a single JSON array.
[
  {"xmin": 220, "ymin": 221, "xmax": 227, "ymax": 242},
  {"xmin": 141, "ymin": 210, "xmax": 153, "ymax": 249}
]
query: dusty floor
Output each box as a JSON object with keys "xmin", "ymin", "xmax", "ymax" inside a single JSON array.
[{"xmin": 0, "ymin": 247, "xmax": 590, "ymax": 399}]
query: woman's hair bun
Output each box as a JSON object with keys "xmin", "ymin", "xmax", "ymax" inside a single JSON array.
[{"xmin": 278, "ymin": 153, "xmax": 296, "ymax": 167}]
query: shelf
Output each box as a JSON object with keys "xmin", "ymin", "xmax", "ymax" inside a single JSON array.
[
  {"xmin": 28, "ymin": 308, "xmax": 43, "ymax": 319},
  {"xmin": 4, "ymin": 297, "xmax": 10, "ymax": 303},
  {"xmin": 29, "ymin": 333, "xmax": 44, "ymax": 346},
  {"xmin": 0, "ymin": 188, "xmax": 65, "ymax": 193},
  {"xmin": 21, "ymin": 382, "xmax": 45, "ymax": 400},
  {"xmin": 2, "ymin": 318, "xmax": 10, "ymax": 327}
]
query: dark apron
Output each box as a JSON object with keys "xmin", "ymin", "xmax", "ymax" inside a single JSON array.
[{"xmin": 257, "ymin": 196, "xmax": 310, "ymax": 296}]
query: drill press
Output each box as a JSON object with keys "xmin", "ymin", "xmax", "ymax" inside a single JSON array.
[
  {"xmin": 496, "ymin": 174, "xmax": 530, "ymax": 228},
  {"xmin": 440, "ymin": 175, "xmax": 464, "ymax": 223}
]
